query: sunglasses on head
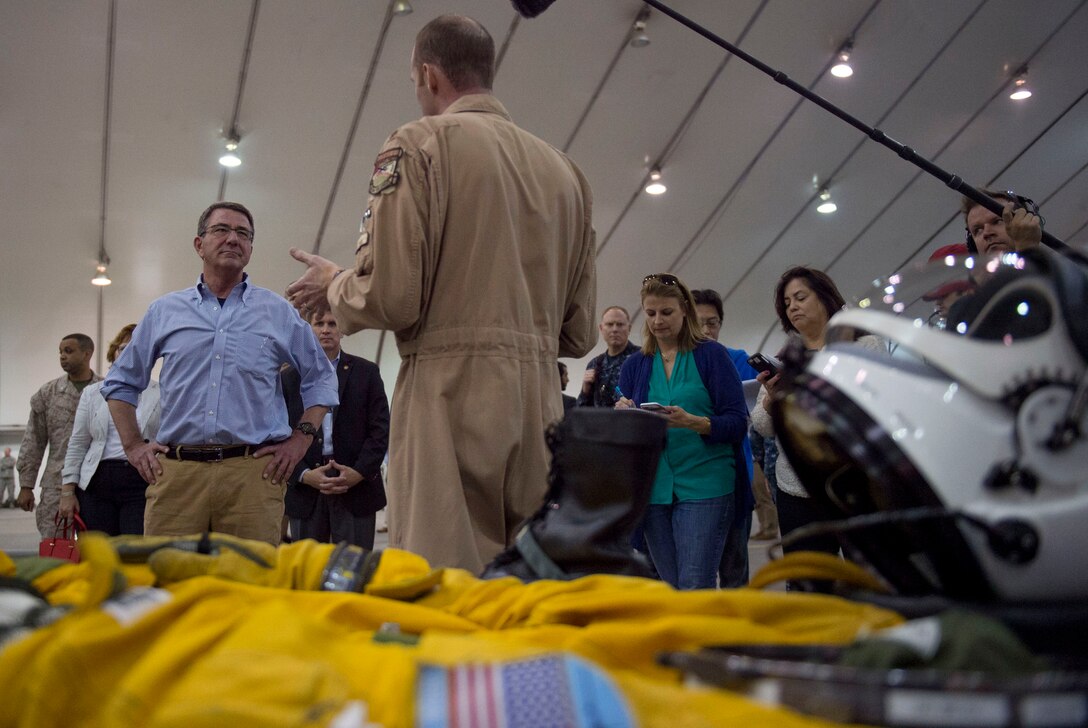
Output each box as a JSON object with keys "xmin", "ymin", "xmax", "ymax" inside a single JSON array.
[{"xmin": 643, "ymin": 273, "xmax": 680, "ymax": 286}]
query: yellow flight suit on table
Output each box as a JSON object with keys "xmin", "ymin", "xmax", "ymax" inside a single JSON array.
[
  {"xmin": 328, "ymin": 94, "xmax": 598, "ymax": 572},
  {"xmin": 0, "ymin": 536, "xmax": 902, "ymax": 728}
]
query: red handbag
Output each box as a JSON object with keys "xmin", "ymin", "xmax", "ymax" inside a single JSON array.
[{"xmin": 39, "ymin": 512, "xmax": 87, "ymax": 563}]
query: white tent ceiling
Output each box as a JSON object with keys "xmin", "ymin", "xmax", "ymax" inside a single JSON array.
[{"xmin": 2, "ymin": 0, "xmax": 1087, "ymax": 425}]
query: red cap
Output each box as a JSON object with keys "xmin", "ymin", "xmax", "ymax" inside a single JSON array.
[
  {"xmin": 928, "ymin": 243, "xmax": 969, "ymax": 262},
  {"xmin": 923, "ymin": 243, "xmax": 973, "ymax": 301}
]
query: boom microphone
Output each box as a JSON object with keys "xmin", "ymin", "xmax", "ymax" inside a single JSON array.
[
  {"xmin": 638, "ymin": 0, "xmax": 1072, "ymax": 255},
  {"xmin": 510, "ymin": 0, "xmax": 1070, "ymax": 254},
  {"xmin": 511, "ymin": 0, "xmax": 558, "ymax": 18}
]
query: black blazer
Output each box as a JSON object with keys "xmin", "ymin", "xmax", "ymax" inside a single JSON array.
[{"xmin": 282, "ymin": 352, "xmax": 390, "ymax": 518}]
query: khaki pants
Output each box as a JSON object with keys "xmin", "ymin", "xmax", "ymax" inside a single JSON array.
[{"xmin": 145, "ymin": 455, "xmax": 285, "ymax": 545}]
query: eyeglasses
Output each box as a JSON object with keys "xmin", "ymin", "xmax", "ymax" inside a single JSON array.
[
  {"xmin": 643, "ymin": 273, "xmax": 680, "ymax": 286},
  {"xmin": 700, "ymin": 318, "xmax": 722, "ymax": 329},
  {"xmin": 202, "ymin": 224, "xmax": 254, "ymax": 242}
]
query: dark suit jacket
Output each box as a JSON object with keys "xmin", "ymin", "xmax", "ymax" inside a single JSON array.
[{"xmin": 282, "ymin": 352, "xmax": 390, "ymax": 519}]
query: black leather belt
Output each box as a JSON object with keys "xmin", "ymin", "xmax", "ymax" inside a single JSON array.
[{"xmin": 164, "ymin": 444, "xmax": 257, "ymax": 462}]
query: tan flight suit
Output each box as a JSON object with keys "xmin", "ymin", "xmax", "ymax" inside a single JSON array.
[
  {"xmin": 18, "ymin": 373, "xmax": 102, "ymax": 538},
  {"xmin": 329, "ymin": 94, "xmax": 597, "ymax": 572}
]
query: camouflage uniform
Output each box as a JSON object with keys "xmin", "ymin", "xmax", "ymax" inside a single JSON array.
[
  {"xmin": 18, "ymin": 374, "xmax": 101, "ymax": 538},
  {"xmin": 0, "ymin": 454, "xmax": 15, "ymax": 505}
]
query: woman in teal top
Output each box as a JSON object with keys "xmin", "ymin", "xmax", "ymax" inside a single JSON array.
[{"xmin": 617, "ymin": 274, "xmax": 751, "ymax": 589}]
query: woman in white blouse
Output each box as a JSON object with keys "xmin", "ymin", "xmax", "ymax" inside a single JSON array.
[
  {"xmin": 59, "ymin": 324, "xmax": 160, "ymax": 534},
  {"xmin": 751, "ymin": 267, "xmax": 885, "ymax": 572}
]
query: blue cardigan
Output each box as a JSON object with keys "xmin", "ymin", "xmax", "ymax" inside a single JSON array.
[
  {"xmin": 618, "ymin": 340, "xmax": 754, "ymax": 521},
  {"xmin": 727, "ymin": 346, "xmax": 759, "ymax": 381}
]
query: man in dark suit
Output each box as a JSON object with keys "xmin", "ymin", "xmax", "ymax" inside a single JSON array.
[
  {"xmin": 558, "ymin": 361, "xmax": 576, "ymax": 413},
  {"xmin": 282, "ymin": 311, "xmax": 390, "ymax": 548}
]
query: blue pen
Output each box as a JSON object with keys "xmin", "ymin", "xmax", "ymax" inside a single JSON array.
[{"xmin": 614, "ymin": 386, "xmax": 624, "ymax": 399}]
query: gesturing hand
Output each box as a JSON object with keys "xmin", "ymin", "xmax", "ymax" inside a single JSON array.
[{"xmin": 285, "ymin": 248, "xmax": 341, "ymax": 317}]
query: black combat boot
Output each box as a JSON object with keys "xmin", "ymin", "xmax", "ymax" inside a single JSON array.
[{"xmin": 482, "ymin": 408, "xmax": 667, "ymax": 581}]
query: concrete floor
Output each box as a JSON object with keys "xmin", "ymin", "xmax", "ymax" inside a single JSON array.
[
  {"xmin": 0, "ymin": 505, "xmax": 391, "ymax": 557},
  {"xmin": 0, "ymin": 504, "xmax": 40, "ymax": 556}
]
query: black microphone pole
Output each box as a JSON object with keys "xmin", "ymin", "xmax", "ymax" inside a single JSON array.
[{"xmin": 640, "ymin": 0, "xmax": 1072, "ymax": 254}]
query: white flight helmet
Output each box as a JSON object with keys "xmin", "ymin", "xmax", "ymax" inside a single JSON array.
[{"xmin": 769, "ymin": 248, "xmax": 1088, "ymax": 605}]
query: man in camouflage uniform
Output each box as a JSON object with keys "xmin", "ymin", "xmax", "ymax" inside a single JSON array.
[
  {"xmin": 17, "ymin": 334, "xmax": 100, "ymax": 538},
  {"xmin": 1, "ymin": 448, "xmax": 16, "ymax": 507}
]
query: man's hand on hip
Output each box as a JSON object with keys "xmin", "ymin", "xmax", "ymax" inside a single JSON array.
[
  {"xmin": 254, "ymin": 432, "xmax": 311, "ymax": 485},
  {"xmin": 126, "ymin": 440, "xmax": 169, "ymax": 485}
]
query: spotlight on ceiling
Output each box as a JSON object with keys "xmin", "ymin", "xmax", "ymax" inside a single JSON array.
[
  {"xmin": 630, "ymin": 7, "xmax": 651, "ymax": 48},
  {"xmin": 1009, "ymin": 66, "xmax": 1032, "ymax": 100},
  {"xmin": 816, "ymin": 186, "xmax": 837, "ymax": 214},
  {"xmin": 219, "ymin": 133, "xmax": 242, "ymax": 168},
  {"xmin": 91, "ymin": 263, "xmax": 112, "ymax": 286},
  {"xmin": 644, "ymin": 166, "xmax": 667, "ymax": 196},
  {"xmin": 392, "ymin": 1, "xmax": 413, "ymax": 16},
  {"xmin": 830, "ymin": 39, "xmax": 854, "ymax": 78}
]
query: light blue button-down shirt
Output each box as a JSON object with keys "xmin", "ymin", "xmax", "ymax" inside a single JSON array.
[
  {"xmin": 102, "ymin": 275, "xmax": 338, "ymax": 446},
  {"xmin": 321, "ymin": 354, "xmax": 340, "ymax": 457}
]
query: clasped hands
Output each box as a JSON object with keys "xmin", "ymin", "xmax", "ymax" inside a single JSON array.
[{"xmin": 301, "ymin": 460, "xmax": 363, "ymax": 495}]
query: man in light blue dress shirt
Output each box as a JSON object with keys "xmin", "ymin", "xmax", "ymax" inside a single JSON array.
[{"xmin": 102, "ymin": 202, "xmax": 338, "ymax": 544}]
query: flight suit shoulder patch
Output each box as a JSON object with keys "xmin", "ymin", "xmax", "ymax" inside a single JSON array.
[{"xmin": 369, "ymin": 147, "xmax": 403, "ymax": 195}]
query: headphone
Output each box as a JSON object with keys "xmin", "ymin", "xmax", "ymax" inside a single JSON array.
[{"xmin": 964, "ymin": 192, "xmax": 1043, "ymax": 253}]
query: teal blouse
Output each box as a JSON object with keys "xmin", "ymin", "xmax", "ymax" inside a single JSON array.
[{"xmin": 647, "ymin": 350, "xmax": 736, "ymax": 504}]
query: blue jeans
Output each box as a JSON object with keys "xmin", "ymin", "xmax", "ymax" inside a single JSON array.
[
  {"xmin": 717, "ymin": 503, "xmax": 750, "ymax": 588},
  {"xmin": 644, "ymin": 495, "xmax": 732, "ymax": 590}
]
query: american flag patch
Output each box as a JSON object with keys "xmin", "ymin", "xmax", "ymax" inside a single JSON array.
[{"xmin": 416, "ymin": 655, "xmax": 634, "ymax": 728}]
